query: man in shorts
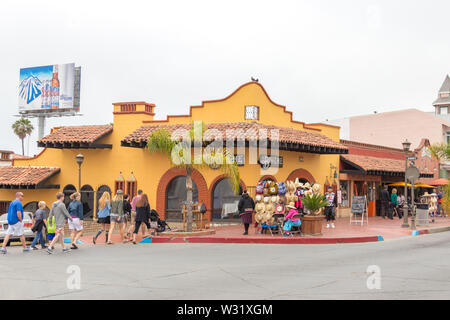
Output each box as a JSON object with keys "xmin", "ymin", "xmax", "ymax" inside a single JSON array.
[
  {"xmin": 47, "ymin": 192, "xmax": 73, "ymax": 254},
  {"xmin": 130, "ymin": 190, "xmax": 146, "ymax": 236},
  {"xmin": 0, "ymin": 192, "xmax": 31, "ymax": 254}
]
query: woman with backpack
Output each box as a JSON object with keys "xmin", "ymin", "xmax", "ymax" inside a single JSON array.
[
  {"xmin": 238, "ymin": 190, "xmax": 255, "ymax": 235},
  {"xmin": 107, "ymin": 190, "xmax": 125, "ymax": 244}
]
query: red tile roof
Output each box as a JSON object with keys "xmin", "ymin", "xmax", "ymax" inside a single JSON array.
[
  {"xmin": 0, "ymin": 166, "xmax": 60, "ymax": 187},
  {"xmin": 341, "ymin": 154, "xmax": 433, "ymax": 175},
  {"xmin": 38, "ymin": 125, "xmax": 113, "ymax": 144},
  {"xmin": 122, "ymin": 122, "xmax": 347, "ymax": 152}
]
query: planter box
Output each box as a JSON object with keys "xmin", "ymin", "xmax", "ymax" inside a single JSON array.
[{"xmin": 301, "ymin": 215, "xmax": 324, "ymax": 236}]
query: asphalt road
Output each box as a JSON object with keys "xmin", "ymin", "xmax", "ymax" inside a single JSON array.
[{"xmin": 0, "ymin": 232, "xmax": 449, "ymax": 300}]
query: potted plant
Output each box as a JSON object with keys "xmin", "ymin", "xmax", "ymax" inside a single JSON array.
[{"xmin": 300, "ymin": 193, "xmax": 328, "ymax": 235}]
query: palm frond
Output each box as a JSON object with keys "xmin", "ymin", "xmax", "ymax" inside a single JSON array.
[{"xmin": 302, "ymin": 194, "xmax": 329, "ymax": 214}]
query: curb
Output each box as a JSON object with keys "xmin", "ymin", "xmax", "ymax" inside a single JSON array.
[
  {"xmin": 145, "ymin": 235, "xmax": 383, "ymax": 245},
  {"xmin": 412, "ymin": 226, "xmax": 450, "ymax": 236}
]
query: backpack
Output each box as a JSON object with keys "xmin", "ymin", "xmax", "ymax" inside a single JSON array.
[{"xmin": 200, "ymin": 202, "xmax": 207, "ymax": 214}]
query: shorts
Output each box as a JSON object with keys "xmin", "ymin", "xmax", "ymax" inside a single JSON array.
[
  {"xmin": 48, "ymin": 233, "xmax": 55, "ymax": 241},
  {"xmin": 6, "ymin": 221, "xmax": 24, "ymax": 236},
  {"xmin": 97, "ymin": 216, "xmax": 110, "ymax": 224},
  {"xmin": 110, "ymin": 215, "xmax": 124, "ymax": 223},
  {"xmin": 124, "ymin": 213, "xmax": 132, "ymax": 223},
  {"xmin": 68, "ymin": 217, "xmax": 83, "ymax": 231}
]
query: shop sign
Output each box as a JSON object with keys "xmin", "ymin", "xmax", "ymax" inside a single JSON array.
[
  {"xmin": 234, "ymin": 154, "xmax": 245, "ymax": 166},
  {"xmin": 258, "ymin": 155, "xmax": 283, "ymax": 169}
]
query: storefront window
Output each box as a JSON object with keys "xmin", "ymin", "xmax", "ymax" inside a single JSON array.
[
  {"xmin": 353, "ymin": 181, "xmax": 364, "ymax": 196},
  {"xmin": 212, "ymin": 179, "xmax": 242, "ymax": 221},
  {"xmin": 339, "ymin": 181, "xmax": 349, "ymax": 207}
]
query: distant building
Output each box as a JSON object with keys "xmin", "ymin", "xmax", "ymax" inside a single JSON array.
[
  {"xmin": 325, "ymin": 75, "xmax": 450, "ymax": 178},
  {"xmin": 433, "ymin": 75, "xmax": 450, "ymax": 122},
  {"xmin": 0, "ymin": 151, "xmax": 13, "ymax": 167}
]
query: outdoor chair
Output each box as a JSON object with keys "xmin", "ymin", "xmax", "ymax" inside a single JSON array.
[
  {"xmin": 272, "ymin": 213, "xmax": 285, "ymax": 236},
  {"xmin": 289, "ymin": 214, "xmax": 302, "ymax": 236}
]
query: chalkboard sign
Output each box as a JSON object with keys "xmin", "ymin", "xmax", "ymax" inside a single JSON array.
[{"xmin": 352, "ymin": 196, "xmax": 366, "ymax": 214}]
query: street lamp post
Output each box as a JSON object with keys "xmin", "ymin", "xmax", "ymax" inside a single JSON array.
[
  {"xmin": 401, "ymin": 140, "xmax": 411, "ymax": 228},
  {"xmin": 76, "ymin": 153, "xmax": 84, "ymax": 192}
]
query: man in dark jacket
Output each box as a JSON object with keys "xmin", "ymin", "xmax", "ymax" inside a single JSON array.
[
  {"xmin": 238, "ymin": 190, "xmax": 255, "ymax": 235},
  {"xmin": 380, "ymin": 186, "xmax": 392, "ymax": 219}
]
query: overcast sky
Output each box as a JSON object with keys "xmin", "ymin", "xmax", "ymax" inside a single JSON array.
[{"xmin": 1, "ymin": 0, "xmax": 449, "ymax": 156}]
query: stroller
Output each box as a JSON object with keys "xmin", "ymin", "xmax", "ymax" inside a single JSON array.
[{"xmin": 149, "ymin": 209, "xmax": 171, "ymax": 233}]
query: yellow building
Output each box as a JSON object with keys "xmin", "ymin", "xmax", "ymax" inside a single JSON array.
[{"xmin": 0, "ymin": 81, "xmax": 347, "ymax": 223}]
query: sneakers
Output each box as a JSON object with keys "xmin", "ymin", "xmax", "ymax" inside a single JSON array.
[
  {"xmin": 31, "ymin": 246, "xmax": 39, "ymax": 250},
  {"xmin": 46, "ymin": 247, "xmax": 54, "ymax": 254},
  {"xmin": 63, "ymin": 248, "xmax": 71, "ymax": 253},
  {"xmin": 0, "ymin": 248, "xmax": 6, "ymax": 255},
  {"xmin": 71, "ymin": 243, "xmax": 78, "ymax": 250},
  {"xmin": 23, "ymin": 247, "xmax": 32, "ymax": 252},
  {"xmin": 331, "ymin": 223, "xmax": 335, "ymax": 229},
  {"xmin": 326, "ymin": 224, "xmax": 330, "ymax": 228}
]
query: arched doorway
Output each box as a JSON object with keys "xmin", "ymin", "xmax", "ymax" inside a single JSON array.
[
  {"xmin": 165, "ymin": 176, "xmax": 198, "ymax": 221},
  {"xmin": 96, "ymin": 185, "xmax": 111, "ymax": 216},
  {"xmin": 81, "ymin": 185, "xmax": 94, "ymax": 220},
  {"xmin": 63, "ymin": 184, "xmax": 77, "ymax": 208},
  {"xmin": 211, "ymin": 178, "xmax": 243, "ymax": 221},
  {"xmin": 286, "ymin": 168, "xmax": 316, "ymax": 184}
]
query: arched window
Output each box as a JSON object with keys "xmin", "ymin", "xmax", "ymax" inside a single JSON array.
[
  {"xmin": 63, "ymin": 184, "xmax": 77, "ymax": 208},
  {"xmin": 81, "ymin": 185, "xmax": 94, "ymax": 220},
  {"xmin": 166, "ymin": 177, "xmax": 198, "ymax": 221},
  {"xmin": 23, "ymin": 201, "xmax": 50, "ymax": 217},
  {"xmin": 96, "ymin": 185, "xmax": 111, "ymax": 217},
  {"xmin": 212, "ymin": 179, "xmax": 242, "ymax": 221}
]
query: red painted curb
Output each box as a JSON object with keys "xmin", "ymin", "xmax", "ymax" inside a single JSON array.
[
  {"xmin": 148, "ymin": 235, "xmax": 380, "ymax": 244},
  {"xmin": 418, "ymin": 229, "xmax": 429, "ymax": 235}
]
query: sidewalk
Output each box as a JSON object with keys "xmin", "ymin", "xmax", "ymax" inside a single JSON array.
[{"xmin": 80, "ymin": 216, "xmax": 450, "ymax": 245}]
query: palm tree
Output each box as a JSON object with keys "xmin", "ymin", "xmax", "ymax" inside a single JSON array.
[
  {"xmin": 147, "ymin": 122, "xmax": 240, "ymax": 232},
  {"xmin": 12, "ymin": 118, "xmax": 34, "ymax": 155},
  {"xmin": 429, "ymin": 143, "xmax": 450, "ymax": 162}
]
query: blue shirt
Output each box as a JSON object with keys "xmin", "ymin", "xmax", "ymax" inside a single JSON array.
[
  {"xmin": 68, "ymin": 200, "xmax": 83, "ymax": 220},
  {"xmin": 8, "ymin": 200, "xmax": 23, "ymax": 225},
  {"xmin": 97, "ymin": 201, "xmax": 111, "ymax": 218}
]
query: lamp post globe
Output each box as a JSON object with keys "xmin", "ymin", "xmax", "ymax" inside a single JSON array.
[
  {"xmin": 76, "ymin": 153, "xmax": 84, "ymax": 166},
  {"xmin": 401, "ymin": 140, "xmax": 410, "ymax": 228}
]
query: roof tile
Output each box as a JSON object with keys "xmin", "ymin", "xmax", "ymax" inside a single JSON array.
[
  {"xmin": 0, "ymin": 167, "xmax": 60, "ymax": 186},
  {"xmin": 38, "ymin": 125, "xmax": 113, "ymax": 144}
]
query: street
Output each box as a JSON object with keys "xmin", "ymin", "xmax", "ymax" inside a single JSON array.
[{"xmin": 0, "ymin": 232, "xmax": 449, "ymax": 300}]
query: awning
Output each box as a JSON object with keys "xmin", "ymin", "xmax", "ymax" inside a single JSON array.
[
  {"xmin": 341, "ymin": 154, "xmax": 434, "ymax": 178},
  {"xmin": 121, "ymin": 122, "xmax": 348, "ymax": 155},
  {"xmin": 37, "ymin": 125, "xmax": 113, "ymax": 149},
  {"xmin": 0, "ymin": 166, "xmax": 60, "ymax": 189},
  {"xmin": 430, "ymin": 178, "xmax": 448, "ymax": 186}
]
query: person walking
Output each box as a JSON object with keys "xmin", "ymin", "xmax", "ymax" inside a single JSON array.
[
  {"xmin": 107, "ymin": 190, "xmax": 125, "ymax": 244},
  {"xmin": 238, "ymin": 190, "xmax": 255, "ymax": 235},
  {"xmin": 1, "ymin": 192, "xmax": 32, "ymax": 254},
  {"xmin": 397, "ymin": 192, "xmax": 404, "ymax": 219},
  {"xmin": 324, "ymin": 186, "xmax": 338, "ymax": 228},
  {"xmin": 30, "ymin": 201, "xmax": 48, "ymax": 250},
  {"xmin": 391, "ymin": 188, "xmax": 399, "ymax": 218},
  {"xmin": 380, "ymin": 185, "xmax": 391, "ymax": 219},
  {"xmin": 132, "ymin": 194, "xmax": 151, "ymax": 244},
  {"xmin": 93, "ymin": 191, "xmax": 111, "ymax": 244},
  {"xmin": 123, "ymin": 194, "xmax": 132, "ymax": 241},
  {"xmin": 46, "ymin": 192, "xmax": 73, "ymax": 254},
  {"xmin": 68, "ymin": 192, "xmax": 83, "ymax": 249},
  {"xmin": 130, "ymin": 190, "xmax": 146, "ymax": 237}
]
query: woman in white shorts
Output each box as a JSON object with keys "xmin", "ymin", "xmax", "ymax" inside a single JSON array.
[{"xmin": 68, "ymin": 192, "xmax": 84, "ymax": 249}]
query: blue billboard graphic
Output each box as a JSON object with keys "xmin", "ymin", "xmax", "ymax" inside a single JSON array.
[{"xmin": 18, "ymin": 63, "xmax": 76, "ymax": 113}]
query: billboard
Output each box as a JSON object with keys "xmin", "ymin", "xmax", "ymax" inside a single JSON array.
[{"xmin": 18, "ymin": 63, "xmax": 80, "ymax": 113}]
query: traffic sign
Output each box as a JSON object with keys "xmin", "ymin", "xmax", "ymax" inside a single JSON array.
[
  {"xmin": 406, "ymin": 166, "xmax": 420, "ymax": 183},
  {"xmin": 407, "ymin": 156, "xmax": 418, "ymax": 161}
]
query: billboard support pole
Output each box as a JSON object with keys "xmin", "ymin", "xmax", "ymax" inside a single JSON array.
[{"xmin": 37, "ymin": 116, "xmax": 46, "ymax": 141}]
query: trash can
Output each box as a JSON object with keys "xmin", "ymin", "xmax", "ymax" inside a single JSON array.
[{"xmin": 415, "ymin": 203, "xmax": 429, "ymax": 226}]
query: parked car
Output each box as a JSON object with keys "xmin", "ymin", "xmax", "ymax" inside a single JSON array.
[{"xmin": 0, "ymin": 212, "xmax": 35, "ymax": 244}]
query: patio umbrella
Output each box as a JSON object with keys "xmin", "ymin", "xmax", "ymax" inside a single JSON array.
[
  {"xmin": 388, "ymin": 182, "xmax": 412, "ymax": 187},
  {"xmin": 414, "ymin": 183, "xmax": 436, "ymax": 188},
  {"xmin": 430, "ymin": 178, "xmax": 449, "ymax": 186}
]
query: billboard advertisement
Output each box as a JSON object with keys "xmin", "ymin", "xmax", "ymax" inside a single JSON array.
[{"xmin": 18, "ymin": 63, "xmax": 80, "ymax": 113}]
